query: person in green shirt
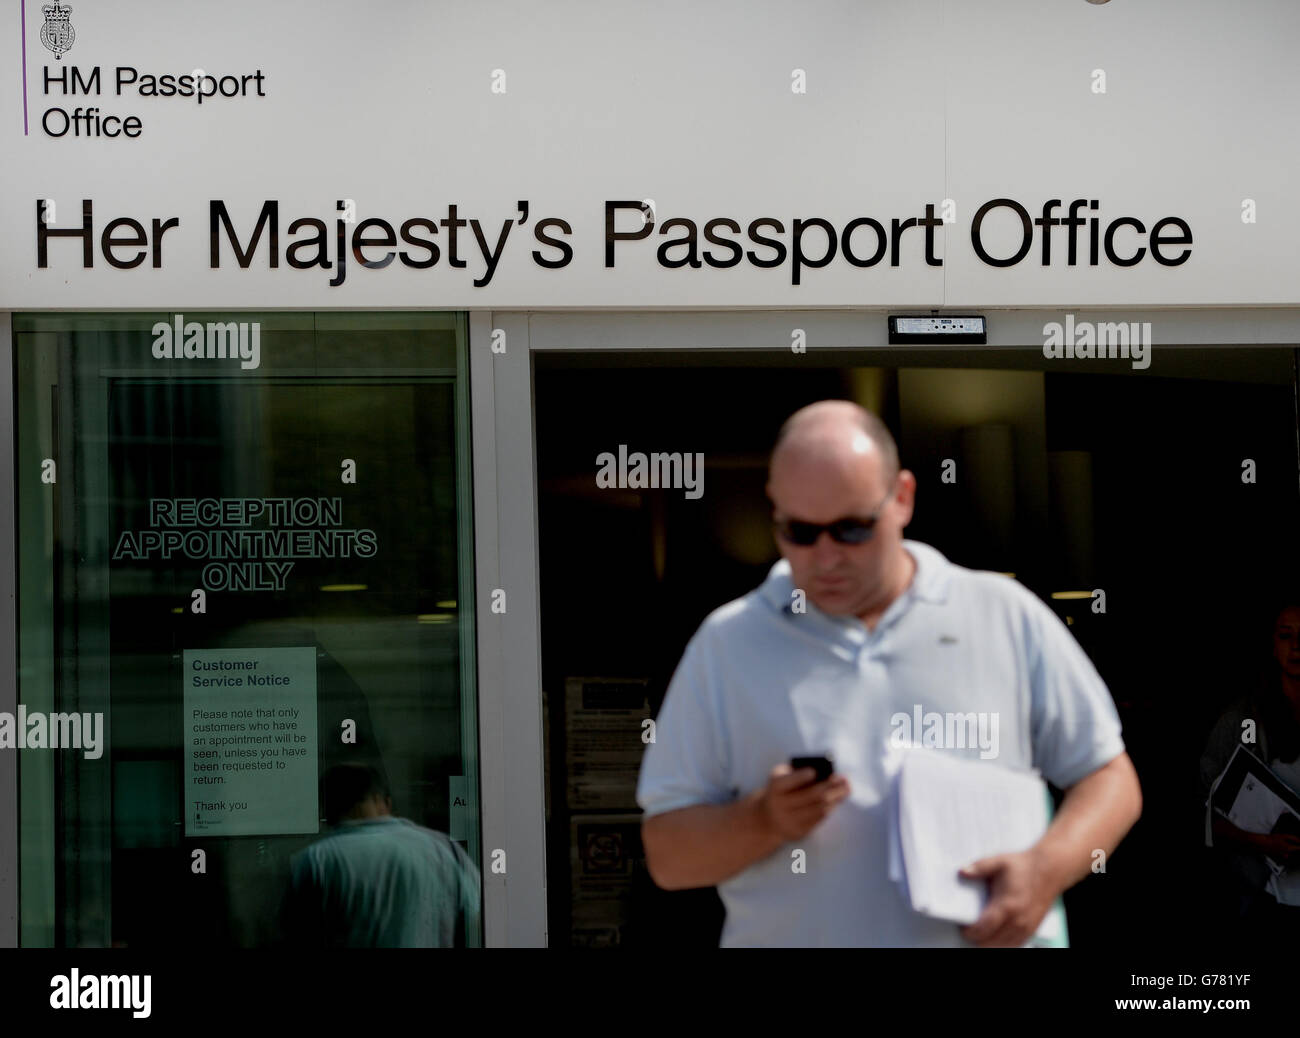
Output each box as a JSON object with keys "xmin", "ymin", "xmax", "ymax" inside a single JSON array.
[{"xmin": 283, "ymin": 763, "xmax": 480, "ymax": 947}]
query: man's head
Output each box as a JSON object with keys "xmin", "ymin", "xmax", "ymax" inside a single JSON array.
[
  {"xmin": 322, "ymin": 762, "xmax": 392, "ymax": 825},
  {"xmin": 766, "ymin": 400, "xmax": 915, "ymax": 619},
  {"xmin": 1272, "ymin": 602, "xmax": 1300, "ymax": 682}
]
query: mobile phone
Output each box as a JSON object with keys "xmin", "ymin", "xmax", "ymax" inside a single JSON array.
[{"xmin": 790, "ymin": 755, "xmax": 834, "ymax": 783}]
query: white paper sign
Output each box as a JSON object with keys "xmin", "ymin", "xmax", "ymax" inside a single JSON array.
[
  {"xmin": 449, "ymin": 776, "xmax": 471, "ymax": 841},
  {"xmin": 184, "ymin": 646, "xmax": 319, "ymax": 836}
]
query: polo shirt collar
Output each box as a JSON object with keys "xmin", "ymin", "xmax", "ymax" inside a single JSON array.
[{"xmin": 759, "ymin": 538, "xmax": 952, "ymax": 618}]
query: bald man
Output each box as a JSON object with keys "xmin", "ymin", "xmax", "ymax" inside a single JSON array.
[{"xmin": 636, "ymin": 400, "xmax": 1141, "ymax": 947}]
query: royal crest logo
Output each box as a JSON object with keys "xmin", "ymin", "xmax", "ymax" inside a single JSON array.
[{"xmin": 40, "ymin": 2, "xmax": 75, "ymax": 61}]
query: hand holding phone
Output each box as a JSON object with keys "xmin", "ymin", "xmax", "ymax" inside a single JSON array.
[
  {"xmin": 760, "ymin": 755, "xmax": 848, "ymax": 841},
  {"xmin": 790, "ymin": 754, "xmax": 834, "ymax": 784}
]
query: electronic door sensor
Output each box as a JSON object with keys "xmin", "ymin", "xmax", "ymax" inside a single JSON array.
[{"xmin": 888, "ymin": 315, "xmax": 986, "ymax": 344}]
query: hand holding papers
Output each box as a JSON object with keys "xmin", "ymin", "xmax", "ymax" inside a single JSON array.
[
  {"xmin": 889, "ymin": 748, "xmax": 1067, "ymax": 946},
  {"xmin": 1206, "ymin": 744, "xmax": 1300, "ymax": 903}
]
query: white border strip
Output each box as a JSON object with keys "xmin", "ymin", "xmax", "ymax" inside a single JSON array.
[{"xmin": 470, "ymin": 310, "xmax": 549, "ymax": 947}]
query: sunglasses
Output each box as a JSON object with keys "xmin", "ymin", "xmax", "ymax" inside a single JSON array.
[{"xmin": 773, "ymin": 487, "xmax": 894, "ymax": 547}]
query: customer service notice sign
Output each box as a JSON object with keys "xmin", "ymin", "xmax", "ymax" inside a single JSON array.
[
  {"xmin": 184, "ymin": 647, "xmax": 319, "ymax": 838},
  {"xmin": 4, "ymin": 1, "xmax": 1300, "ymax": 308}
]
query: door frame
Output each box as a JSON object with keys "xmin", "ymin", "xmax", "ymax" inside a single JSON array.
[{"xmin": 468, "ymin": 305, "xmax": 1300, "ymax": 948}]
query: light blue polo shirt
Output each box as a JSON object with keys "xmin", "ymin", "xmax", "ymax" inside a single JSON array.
[{"xmin": 636, "ymin": 538, "xmax": 1126, "ymax": 947}]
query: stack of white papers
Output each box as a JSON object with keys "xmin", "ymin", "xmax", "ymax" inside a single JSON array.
[
  {"xmin": 1206, "ymin": 744, "xmax": 1300, "ymax": 905},
  {"xmin": 887, "ymin": 748, "xmax": 1065, "ymax": 946}
]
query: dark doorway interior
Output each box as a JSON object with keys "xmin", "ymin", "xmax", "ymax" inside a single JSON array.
[{"xmin": 535, "ymin": 346, "xmax": 1300, "ymax": 948}]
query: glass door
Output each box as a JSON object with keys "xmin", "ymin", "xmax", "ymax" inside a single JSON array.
[{"xmin": 15, "ymin": 311, "xmax": 481, "ymax": 948}]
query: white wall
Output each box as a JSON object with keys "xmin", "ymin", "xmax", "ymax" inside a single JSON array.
[{"xmin": 3, "ymin": 0, "xmax": 1298, "ymax": 309}]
